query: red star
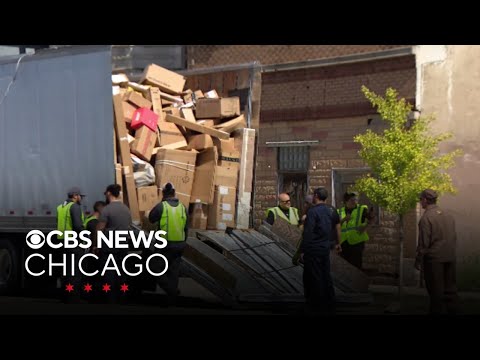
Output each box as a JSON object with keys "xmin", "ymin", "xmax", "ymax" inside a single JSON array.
[
  {"xmin": 65, "ymin": 283, "xmax": 74, "ymax": 292},
  {"xmin": 83, "ymin": 283, "xmax": 93, "ymax": 293},
  {"xmin": 102, "ymin": 283, "xmax": 111, "ymax": 293},
  {"xmin": 120, "ymin": 283, "xmax": 129, "ymax": 293}
]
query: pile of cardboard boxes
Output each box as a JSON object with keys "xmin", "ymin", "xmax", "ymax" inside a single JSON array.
[{"xmin": 111, "ymin": 63, "xmax": 254, "ymax": 231}]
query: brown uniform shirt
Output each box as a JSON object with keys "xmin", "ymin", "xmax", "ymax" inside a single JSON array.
[{"xmin": 416, "ymin": 204, "xmax": 456, "ymax": 262}]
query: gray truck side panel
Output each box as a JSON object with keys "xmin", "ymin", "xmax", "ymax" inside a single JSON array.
[{"xmin": 0, "ymin": 47, "xmax": 114, "ymax": 221}]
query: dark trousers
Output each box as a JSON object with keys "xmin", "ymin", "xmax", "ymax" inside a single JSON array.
[
  {"xmin": 341, "ymin": 241, "xmax": 365, "ymax": 270},
  {"xmin": 156, "ymin": 242, "xmax": 187, "ymax": 305},
  {"xmin": 423, "ymin": 260, "xmax": 459, "ymax": 315},
  {"xmin": 303, "ymin": 250, "xmax": 335, "ymax": 314}
]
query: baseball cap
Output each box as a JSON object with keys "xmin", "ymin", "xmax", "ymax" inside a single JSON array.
[
  {"xmin": 67, "ymin": 186, "xmax": 86, "ymax": 197},
  {"xmin": 419, "ymin": 189, "xmax": 438, "ymax": 200}
]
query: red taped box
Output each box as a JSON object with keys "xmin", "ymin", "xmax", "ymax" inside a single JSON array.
[{"xmin": 131, "ymin": 108, "xmax": 158, "ymax": 131}]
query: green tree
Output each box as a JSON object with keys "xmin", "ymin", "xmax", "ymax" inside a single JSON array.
[{"xmin": 353, "ymin": 86, "xmax": 462, "ymax": 311}]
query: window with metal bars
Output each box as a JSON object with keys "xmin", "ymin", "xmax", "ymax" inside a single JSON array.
[{"xmin": 278, "ymin": 146, "xmax": 309, "ymax": 172}]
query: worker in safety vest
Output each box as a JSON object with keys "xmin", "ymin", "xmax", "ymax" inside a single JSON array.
[
  {"xmin": 56, "ymin": 186, "xmax": 86, "ymax": 303},
  {"xmin": 148, "ymin": 182, "xmax": 188, "ymax": 306},
  {"xmin": 338, "ymin": 192, "xmax": 371, "ymax": 270},
  {"xmin": 83, "ymin": 201, "xmax": 106, "ymax": 233},
  {"xmin": 265, "ymin": 192, "xmax": 300, "ymax": 226}
]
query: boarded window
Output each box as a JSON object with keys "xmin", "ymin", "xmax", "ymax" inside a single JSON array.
[{"xmin": 278, "ymin": 146, "xmax": 309, "ymax": 172}]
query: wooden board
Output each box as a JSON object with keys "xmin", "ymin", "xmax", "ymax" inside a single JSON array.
[
  {"xmin": 112, "ymin": 94, "xmax": 133, "ymax": 169},
  {"xmin": 214, "ymin": 115, "xmax": 246, "ymax": 133},
  {"xmin": 166, "ymin": 114, "xmax": 230, "ymax": 140},
  {"xmin": 271, "ymin": 216, "xmax": 302, "ymax": 247}
]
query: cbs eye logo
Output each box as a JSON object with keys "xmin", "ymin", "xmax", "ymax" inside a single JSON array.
[{"xmin": 26, "ymin": 230, "xmax": 46, "ymax": 249}]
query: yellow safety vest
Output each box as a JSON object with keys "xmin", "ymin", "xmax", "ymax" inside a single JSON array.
[
  {"xmin": 338, "ymin": 205, "xmax": 369, "ymax": 245},
  {"xmin": 56, "ymin": 202, "xmax": 84, "ymax": 239},
  {"xmin": 266, "ymin": 206, "xmax": 299, "ymax": 226},
  {"xmin": 158, "ymin": 201, "xmax": 187, "ymax": 242}
]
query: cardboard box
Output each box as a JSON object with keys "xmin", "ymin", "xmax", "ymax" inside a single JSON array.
[
  {"xmin": 157, "ymin": 122, "xmax": 186, "ymax": 147},
  {"xmin": 213, "ymin": 138, "xmax": 236, "ymax": 153},
  {"xmin": 131, "ymin": 108, "xmax": 159, "ymax": 132},
  {"xmin": 204, "ymin": 90, "xmax": 219, "ymax": 99},
  {"xmin": 130, "ymin": 126, "xmax": 157, "ymax": 161},
  {"xmin": 213, "ymin": 138, "xmax": 240, "ymax": 168},
  {"xmin": 137, "ymin": 186, "xmax": 159, "ymax": 212},
  {"xmin": 122, "ymin": 101, "xmax": 138, "ymax": 123},
  {"xmin": 214, "ymin": 165, "xmax": 238, "ymax": 188},
  {"xmin": 189, "ymin": 202, "xmax": 208, "ymax": 230},
  {"xmin": 124, "ymin": 91, "xmax": 152, "ymax": 109},
  {"xmin": 218, "ymin": 151, "xmax": 240, "ymax": 168},
  {"xmin": 140, "ymin": 64, "xmax": 186, "ymax": 94},
  {"xmin": 196, "ymin": 119, "xmax": 215, "ymax": 127},
  {"xmin": 195, "ymin": 97, "xmax": 241, "ymax": 119},
  {"xmin": 183, "ymin": 91, "xmax": 193, "ymax": 104},
  {"xmin": 148, "ymin": 87, "xmax": 163, "ymax": 121},
  {"xmin": 163, "ymin": 107, "xmax": 181, "ymax": 118},
  {"xmin": 190, "ymin": 147, "xmax": 218, "ymax": 204},
  {"xmin": 207, "ymin": 186, "xmax": 236, "ymax": 230},
  {"xmin": 154, "ymin": 149, "xmax": 197, "ymax": 208},
  {"xmin": 193, "ymin": 90, "xmax": 204, "ymax": 100},
  {"xmin": 181, "ymin": 107, "xmax": 196, "ymax": 122},
  {"xmin": 187, "ymin": 134, "xmax": 213, "ymax": 151}
]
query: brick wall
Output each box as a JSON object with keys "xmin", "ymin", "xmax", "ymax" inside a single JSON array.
[
  {"xmin": 187, "ymin": 45, "xmax": 410, "ymax": 68},
  {"xmin": 253, "ymin": 55, "xmax": 417, "ymax": 282}
]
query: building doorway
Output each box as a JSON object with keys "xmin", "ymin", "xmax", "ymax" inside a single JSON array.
[{"xmin": 278, "ymin": 173, "xmax": 308, "ymax": 216}]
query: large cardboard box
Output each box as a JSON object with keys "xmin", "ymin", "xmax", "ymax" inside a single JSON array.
[
  {"xmin": 214, "ymin": 165, "xmax": 238, "ymax": 188},
  {"xmin": 154, "ymin": 149, "xmax": 197, "ymax": 208},
  {"xmin": 124, "ymin": 91, "xmax": 152, "ymax": 109},
  {"xmin": 189, "ymin": 202, "xmax": 208, "ymax": 230},
  {"xmin": 190, "ymin": 147, "xmax": 218, "ymax": 204},
  {"xmin": 137, "ymin": 186, "xmax": 159, "ymax": 212},
  {"xmin": 140, "ymin": 64, "xmax": 186, "ymax": 94},
  {"xmin": 207, "ymin": 186, "xmax": 236, "ymax": 230},
  {"xmin": 218, "ymin": 151, "xmax": 240, "ymax": 169},
  {"xmin": 187, "ymin": 134, "xmax": 213, "ymax": 151},
  {"xmin": 213, "ymin": 137, "xmax": 236, "ymax": 153},
  {"xmin": 213, "ymin": 137, "xmax": 240, "ymax": 168},
  {"xmin": 157, "ymin": 122, "xmax": 186, "ymax": 147},
  {"xmin": 195, "ymin": 97, "xmax": 241, "ymax": 119},
  {"xmin": 130, "ymin": 126, "xmax": 156, "ymax": 161}
]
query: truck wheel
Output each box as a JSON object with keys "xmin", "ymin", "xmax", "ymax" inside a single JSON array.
[{"xmin": 0, "ymin": 239, "xmax": 19, "ymax": 295}]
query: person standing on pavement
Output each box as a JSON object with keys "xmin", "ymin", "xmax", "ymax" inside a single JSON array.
[
  {"xmin": 96, "ymin": 184, "xmax": 132, "ymax": 304},
  {"xmin": 56, "ymin": 186, "xmax": 86, "ymax": 303},
  {"xmin": 265, "ymin": 193, "xmax": 300, "ymax": 226},
  {"xmin": 148, "ymin": 182, "xmax": 188, "ymax": 306},
  {"xmin": 415, "ymin": 189, "xmax": 459, "ymax": 315},
  {"xmin": 300, "ymin": 187, "xmax": 341, "ymax": 315},
  {"xmin": 292, "ymin": 195, "xmax": 314, "ymax": 266},
  {"xmin": 338, "ymin": 192, "xmax": 371, "ymax": 270}
]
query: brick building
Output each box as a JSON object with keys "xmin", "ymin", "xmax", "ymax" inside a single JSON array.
[{"xmin": 187, "ymin": 45, "xmax": 417, "ymax": 284}]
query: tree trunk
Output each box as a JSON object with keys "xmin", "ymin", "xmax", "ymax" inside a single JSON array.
[{"xmin": 398, "ymin": 214, "xmax": 404, "ymax": 308}]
